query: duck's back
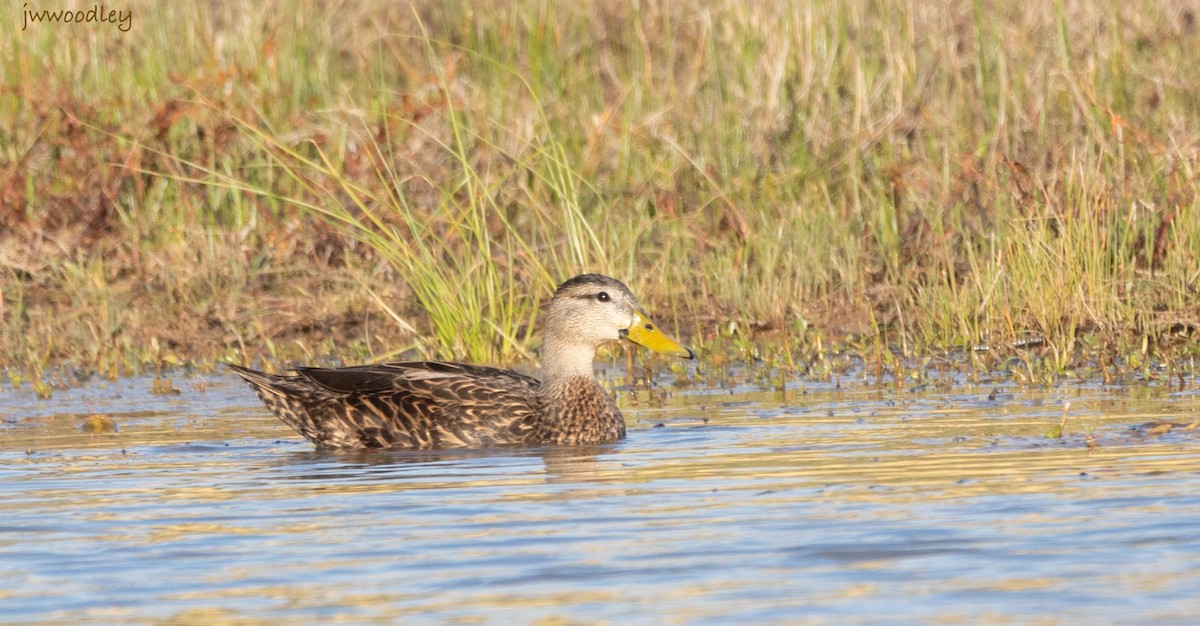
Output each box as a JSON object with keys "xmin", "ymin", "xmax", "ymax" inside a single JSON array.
[{"xmin": 230, "ymin": 362, "xmax": 545, "ymax": 449}]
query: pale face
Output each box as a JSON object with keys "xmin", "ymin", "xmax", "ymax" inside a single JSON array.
[
  {"xmin": 546, "ymin": 276, "xmax": 639, "ymax": 349},
  {"xmin": 545, "ymin": 274, "xmax": 694, "ymax": 359}
]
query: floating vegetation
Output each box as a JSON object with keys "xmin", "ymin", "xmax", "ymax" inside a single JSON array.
[
  {"xmin": 150, "ymin": 377, "xmax": 181, "ymax": 396},
  {"xmin": 80, "ymin": 412, "xmax": 118, "ymax": 434}
]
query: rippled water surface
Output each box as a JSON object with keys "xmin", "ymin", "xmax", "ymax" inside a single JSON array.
[{"xmin": 3, "ymin": 371, "xmax": 1199, "ymax": 624}]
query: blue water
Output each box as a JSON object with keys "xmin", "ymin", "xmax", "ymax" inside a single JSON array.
[{"xmin": 2, "ymin": 374, "xmax": 1199, "ymax": 624}]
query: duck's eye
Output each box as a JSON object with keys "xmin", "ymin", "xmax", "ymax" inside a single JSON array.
[{"xmin": 596, "ymin": 291, "xmax": 610, "ymax": 302}]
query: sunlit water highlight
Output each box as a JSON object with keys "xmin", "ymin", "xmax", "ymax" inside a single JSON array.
[{"xmin": 2, "ymin": 372, "xmax": 1199, "ymax": 624}]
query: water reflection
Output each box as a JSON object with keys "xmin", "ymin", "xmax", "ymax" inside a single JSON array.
[
  {"xmin": 1, "ymin": 376, "xmax": 1199, "ymax": 623},
  {"xmin": 263, "ymin": 445, "xmax": 623, "ymax": 485}
]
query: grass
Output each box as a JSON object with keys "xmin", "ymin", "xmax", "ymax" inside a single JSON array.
[{"xmin": 1, "ymin": 0, "xmax": 1198, "ymax": 391}]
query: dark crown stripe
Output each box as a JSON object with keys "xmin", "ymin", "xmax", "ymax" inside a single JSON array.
[{"xmin": 554, "ymin": 273, "xmax": 622, "ymax": 296}]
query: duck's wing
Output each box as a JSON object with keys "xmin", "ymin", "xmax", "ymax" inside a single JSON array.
[
  {"xmin": 293, "ymin": 361, "xmax": 539, "ymax": 394},
  {"xmin": 230, "ymin": 362, "xmax": 544, "ymax": 450}
]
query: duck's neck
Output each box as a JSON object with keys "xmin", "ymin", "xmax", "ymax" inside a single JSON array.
[
  {"xmin": 539, "ymin": 342, "xmax": 600, "ymax": 390},
  {"xmin": 536, "ymin": 342, "xmax": 625, "ymax": 445}
]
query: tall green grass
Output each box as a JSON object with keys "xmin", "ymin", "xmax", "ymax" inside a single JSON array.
[{"xmin": 1, "ymin": 0, "xmax": 1197, "ymax": 383}]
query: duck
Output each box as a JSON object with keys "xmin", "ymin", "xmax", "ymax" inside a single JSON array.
[{"xmin": 229, "ymin": 274, "xmax": 695, "ymax": 450}]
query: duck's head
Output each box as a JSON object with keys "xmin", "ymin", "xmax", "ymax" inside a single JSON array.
[{"xmin": 542, "ymin": 274, "xmax": 695, "ymax": 378}]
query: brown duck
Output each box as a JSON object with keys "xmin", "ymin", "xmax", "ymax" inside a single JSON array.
[{"xmin": 229, "ymin": 274, "xmax": 695, "ymax": 450}]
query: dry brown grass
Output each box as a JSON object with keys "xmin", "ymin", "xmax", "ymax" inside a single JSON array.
[{"xmin": 2, "ymin": 0, "xmax": 1198, "ymax": 388}]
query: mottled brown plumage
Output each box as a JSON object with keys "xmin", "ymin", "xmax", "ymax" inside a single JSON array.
[{"xmin": 230, "ymin": 274, "xmax": 694, "ymax": 450}]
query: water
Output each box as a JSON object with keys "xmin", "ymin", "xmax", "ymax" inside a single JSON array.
[{"xmin": 2, "ymin": 372, "xmax": 1199, "ymax": 624}]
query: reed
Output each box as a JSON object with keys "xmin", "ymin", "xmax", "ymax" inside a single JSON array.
[{"xmin": 1, "ymin": 0, "xmax": 1197, "ymax": 387}]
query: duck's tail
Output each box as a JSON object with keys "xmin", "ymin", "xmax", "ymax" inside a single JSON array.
[
  {"xmin": 226, "ymin": 363, "xmax": 285, "ymax": 398},
  {"xmin": 227, "ymin": 363, "xmax": 313, "ymax": 436}
]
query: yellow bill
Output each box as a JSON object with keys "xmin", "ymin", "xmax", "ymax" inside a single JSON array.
[{"xmin": 622, "ymin": 310, "xmax": 696, "ymax": 359}]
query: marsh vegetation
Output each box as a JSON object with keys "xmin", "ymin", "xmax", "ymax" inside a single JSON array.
[{"xmin": 2, "ymin": 1, "xmax": 1198, "ymax": 391}]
